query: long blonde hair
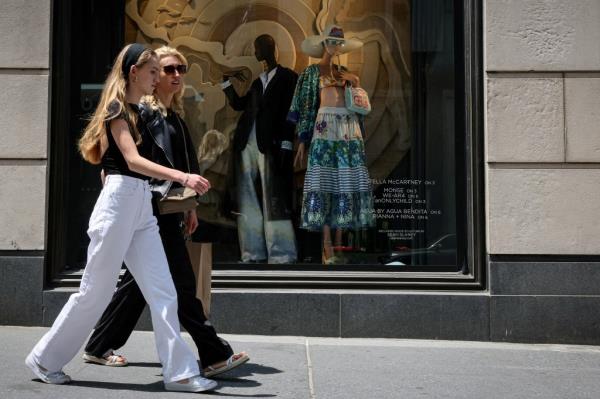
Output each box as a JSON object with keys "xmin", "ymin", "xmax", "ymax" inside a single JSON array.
[
  {"xmin": 142, "ymin": 46, "xmax": 189, "ymax": 117},
  {"xmin": 78, "ymin": 44, "xmax": 157, "ymax": 164}
]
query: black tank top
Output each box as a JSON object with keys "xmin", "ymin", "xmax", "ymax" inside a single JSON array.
[{"xmin": 101, "ymin": 102, "xmax": 152, "ymax": 181}]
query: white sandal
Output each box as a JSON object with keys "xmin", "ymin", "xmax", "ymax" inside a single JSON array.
[
  {"xmin": 82, "ymin": 351, "xmax": 128, "ymax": 367},
  {"xmin": 204, "ymin": 352, "xmax": 249, "ymax": 377}
]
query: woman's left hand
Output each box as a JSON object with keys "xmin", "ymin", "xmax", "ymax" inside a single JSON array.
[
  {"xmin": 341, "ymin": 71, "xmax": 360, "ymax": 87},
  {"xmin": 184, "ymin": 208, "xmax": 199, "ymax": 235}
]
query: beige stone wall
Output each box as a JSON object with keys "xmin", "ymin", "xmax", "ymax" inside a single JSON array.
[
  {"xmin": 0, "ymin": 0, "xmax": 50, "ymax": 250},
  {"xmin": 486, "ymin": 0, "xmax": 600, "ymax": 254}
]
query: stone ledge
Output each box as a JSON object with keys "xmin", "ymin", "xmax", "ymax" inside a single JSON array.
[
  {"xmin": 491, "ymin": 296, "xmax": 600, "ymax": 345},
  {"xmin": 13, "ymin": 288, "xmax": 597, "ymax": 345},
  {"xmin": 40, "ymin": 289, "xmax": 489, "ymax": 340}
]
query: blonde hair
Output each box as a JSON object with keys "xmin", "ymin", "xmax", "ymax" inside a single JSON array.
[
  {"xmin": 142, "ymin": 46, "xmax": 189, "ymax": 117},
  {"xmin": 78, "ymin": 44, "xmax": 157, "ymax": 164}
]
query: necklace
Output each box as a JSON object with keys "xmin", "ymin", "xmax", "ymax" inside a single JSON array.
[{"xmin": 319, "ymin": 63, "xmax": 343, "ymax": 84}]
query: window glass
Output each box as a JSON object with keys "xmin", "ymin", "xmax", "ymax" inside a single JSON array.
[{"xmin": 61, "ymin": 0, "xmax": 462, "ymax": 274}]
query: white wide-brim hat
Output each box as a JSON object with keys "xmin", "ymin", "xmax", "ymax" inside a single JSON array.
[{"xmin": 301, "ymin": 24, "xmax": 363, "ymax": 58}]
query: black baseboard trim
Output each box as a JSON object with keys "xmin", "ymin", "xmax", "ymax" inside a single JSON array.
[
  {"xmin": 4, "ymin": 255, "xmax": 600, "ymax": 344},
  {"xmin": 489, "ymin": 258, "xmax": 600, "ymax": 296},
  {"xmin": 0, "ymin": 250, "xmax": 45, "ymax": 257},
  {"xmin": 489, "ymin": 254, "xmax": 600, "ymax": 262}
]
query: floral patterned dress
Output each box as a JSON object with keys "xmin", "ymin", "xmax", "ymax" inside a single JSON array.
[{"xmin": 288, "ymin": 65, "xmax": 375, "ymax": 231}]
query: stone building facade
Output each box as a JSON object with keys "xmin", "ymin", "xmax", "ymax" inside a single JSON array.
[{"xmin": 1, "ymin": 0, "xmax": 600, "ymax": 343}]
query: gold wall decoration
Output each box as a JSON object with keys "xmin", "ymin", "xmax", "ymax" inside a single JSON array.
[{"xmin": 125, "ymin": 0, "xmax": 411, "ymax": 224}]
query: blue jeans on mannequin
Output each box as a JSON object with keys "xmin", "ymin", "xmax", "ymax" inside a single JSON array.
[{"xmin": 237, "ymin": 129, "xmax": 297, "ymax": 263}]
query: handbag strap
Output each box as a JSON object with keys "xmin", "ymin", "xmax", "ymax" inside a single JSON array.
[{"xmin": 174, "ymin": 113, "xmax": 191, "ymax": 174}]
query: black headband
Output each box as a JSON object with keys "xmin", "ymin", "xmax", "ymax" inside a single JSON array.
[{"xmin": 122, "ymin": 43, "xmax": 148, "ymax": 79}]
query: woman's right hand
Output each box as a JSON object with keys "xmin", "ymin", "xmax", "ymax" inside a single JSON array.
[
  {"xmin": 294, "ymin": 143, "xmax": 306, "ymax": 169},
  {"xmin": 184, "ymin": 173, "xmax": 211, "ymax": 195}
]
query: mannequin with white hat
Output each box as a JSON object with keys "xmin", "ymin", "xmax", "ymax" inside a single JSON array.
[{"xmin": 288, "ymin": 25, "xmax": 375, "ymax": 264}]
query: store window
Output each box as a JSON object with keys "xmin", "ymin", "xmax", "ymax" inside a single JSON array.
[{"xmin": 49, "ymin": 0, "xmax": 481, "ymax": 286}]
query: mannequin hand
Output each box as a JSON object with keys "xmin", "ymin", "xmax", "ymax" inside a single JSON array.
[
  {"xmin": 184, "ymin": 208, "xmax": 199, "ymax": 235},
  {"xmin": 341, "ymin": 71, "xmax": 360, "ymax": 87},
  {"xmin": 184, "ymin": 173, "xmax": 211, "ymax": 195},
  {"xmin": 223, "ymin": 70, "xmax": 246, "ymax": 82},
  {"xmin": 294, "ymin": 143, "xmax": 306, "ymax": 169}
]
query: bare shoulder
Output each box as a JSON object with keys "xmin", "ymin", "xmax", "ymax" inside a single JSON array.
[{"xmin": 109, "ymin": 118, "xmax": 130, "ymax": 134}]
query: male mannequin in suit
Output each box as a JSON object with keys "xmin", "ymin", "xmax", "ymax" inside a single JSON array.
[{"xmin": 222, "ymin": 34, "xmax": 298, "ymax": 263}]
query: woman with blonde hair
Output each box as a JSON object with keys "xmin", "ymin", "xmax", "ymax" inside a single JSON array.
[
  {"xmin": 26, "ymin": 43, "xmax": 217, "ymax": 393},
  {"xmin": 82, "ymin": 45, "xmax": 249, "ymax": 377}
]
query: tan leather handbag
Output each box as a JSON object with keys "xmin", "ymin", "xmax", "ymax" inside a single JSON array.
[
  {"xmin": 158, "ymin": 115, "xmax": 198, "ymax": 215},
  {"xmin": 158, "ymin": 186, "xmax": 198, "ymax": 215}
]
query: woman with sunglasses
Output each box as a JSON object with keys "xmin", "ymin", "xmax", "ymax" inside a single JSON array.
[
  {"xmin": 26, "ymin": 44, "xmax": 217, "ymax": 392},
  {"xmin": 82, "ymin": 46, "xmax": 249, "ymax": 378},
  {"xmin": 289, "ymin": 25, "xmax": 375, "ymax": 264}
]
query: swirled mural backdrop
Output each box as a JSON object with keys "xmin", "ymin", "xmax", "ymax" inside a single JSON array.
[{"xmin": 125, "ymin": 0, "xmax": 411, "ymax": 227}]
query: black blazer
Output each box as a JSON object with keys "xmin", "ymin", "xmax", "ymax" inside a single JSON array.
[
  {"xmin": 138, "ymin": 104, "xmax": 200, "ymax": 199},
  {"xmin": 224, "ymin": 65, "xmax": 298, "ymax": 154}
]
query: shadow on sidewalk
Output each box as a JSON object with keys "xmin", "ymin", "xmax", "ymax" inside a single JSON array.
[
  {"xmin": 39, "ymin": 379, "xmax": 165, "ymax": 392},
  {"xmin": 214, "ymin": 363, "xmax": 283, "ymax": 379},
  {"xmin": 124, "ymin": 362, "xmax": 282, "ymax": 377},
  {"xmin": 62, "ymin": 379, "xmax": 277, "ymax": 397},
  {"xmin": 58, "ymin": 362, "xmax": 285, "ymax": 396},
  {"xmin": 124, "ymin": 362, "xmax": 161, "ymax": 368}
]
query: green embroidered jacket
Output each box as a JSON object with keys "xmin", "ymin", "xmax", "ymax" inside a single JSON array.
[
  {"xmin": 287, "ymin": 64, "xmax": 320, "ymax": 144},
  {"xmin": 287, "ymin": 64, "xmax": 362, "ymax": 144}
]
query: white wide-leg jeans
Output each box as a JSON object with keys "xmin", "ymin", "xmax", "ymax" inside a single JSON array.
[{"xmin": 29, "ymin": 175, "xmax": 199, "ymax": 383}]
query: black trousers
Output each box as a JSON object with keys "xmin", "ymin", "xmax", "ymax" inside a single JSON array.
[{"xmin": 84, "ymin": 211, "xmax": 233, "ymax": 368}]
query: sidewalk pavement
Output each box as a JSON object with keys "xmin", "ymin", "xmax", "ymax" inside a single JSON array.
[{"xmin": 1, "ymin": 326, "xmax": 600, "ymax": 399}]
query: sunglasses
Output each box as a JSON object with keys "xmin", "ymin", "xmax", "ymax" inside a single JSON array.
[
  {"xmin": 163, "ymin": 64, "xmax": 187, "ymax": 75},
  {"xmin": 325, "ymin": 39, "xmax": 345, "ymax": 46}
]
